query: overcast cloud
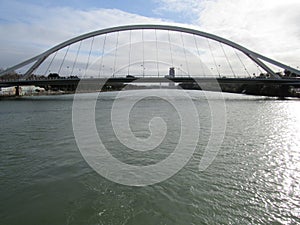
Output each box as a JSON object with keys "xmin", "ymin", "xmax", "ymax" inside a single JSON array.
[
  {"xmin": 157, "ymin": 0, "xmax": 300, "ymax": 67},
  {"xmin": 0, "ymin": 0, "xmax": 299, "ymax": 70}
]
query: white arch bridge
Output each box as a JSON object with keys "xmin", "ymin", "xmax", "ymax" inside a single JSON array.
[{"xmin": 0, "ymin": 24, "xmax": 299, "ymax": 97}]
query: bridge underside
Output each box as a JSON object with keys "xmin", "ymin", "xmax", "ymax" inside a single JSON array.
[{"xmin": 1, "ymin": 77, "xmax": 299, "ymax": 98}]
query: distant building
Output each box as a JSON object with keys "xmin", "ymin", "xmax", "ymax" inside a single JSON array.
[
  {"xmin": 169, "ymin": 67, "xmax": 175, "ymax": 78},
  {"xmin": 164, "ymin": 67, "xmax": 175, "ymax": 87},
  {"xmin": 164, "ymin": 67, "xmax": 175, "ymax": 78},
  {"xmin": 19, "ymin": 86, "xmax": 45, "ymax": 95},
  {"xmin": 0, "ymin": 87, "xmax": 16, "ymax": 96},
  {"xmin": 0, "ymin": 86, "xmax": 45, "ymax": 96}
]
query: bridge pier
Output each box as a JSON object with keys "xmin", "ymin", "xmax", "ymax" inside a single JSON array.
[{"xmin": 15, "ymin": 86, "xmax": 20, "ymax": 96}]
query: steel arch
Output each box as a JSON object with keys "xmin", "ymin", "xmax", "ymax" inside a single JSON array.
[{"xmin": 1, "ymin": 24, "xmax": 299, "ymax": 78}]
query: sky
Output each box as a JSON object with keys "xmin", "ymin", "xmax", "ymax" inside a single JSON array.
[{"xmin": 0, "ymin": 0, "xmax": 299, "ymax": 71}]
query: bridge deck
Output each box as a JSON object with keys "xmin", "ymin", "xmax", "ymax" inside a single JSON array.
[{"xmin": 1, "ymin": 77, "xmax": 300, "ymax": 88}]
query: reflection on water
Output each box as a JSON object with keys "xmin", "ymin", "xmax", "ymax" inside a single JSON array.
[
  {"xmin": 0, "ymin": 90, "xmax": 299, "ymax": 224},
  {"xmin": 256, "ymin": 102, "xmax": 300, "ymax": 223}
]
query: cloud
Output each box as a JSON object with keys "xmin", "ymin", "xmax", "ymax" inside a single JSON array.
[
  {"xmin": 0, "ymin": 1, "xmax": 164, "ymax": 68},
  {"xmin": 152, "ymin": 0, "xmax": 206, "ymax": 24},
  {"xmin": 0, "ymin": 0, "xmax": 299, "ymax": 73},
  {"xmin": 153, "ymin": 0, "xmax": 300, "ymax": 68},
  {"xmin": 153, "ymin": 0, "xmax": 203, "ymax": 16}
]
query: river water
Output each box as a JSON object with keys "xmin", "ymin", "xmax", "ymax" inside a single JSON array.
[{"xmin": 0, "ymin": 90, "xmax": 299, "ymax": 225}]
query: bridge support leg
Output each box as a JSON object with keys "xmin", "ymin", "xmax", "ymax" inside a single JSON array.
[{"xmin": 15, "ymin": 86, "xmax": 20, "ymax": 96}]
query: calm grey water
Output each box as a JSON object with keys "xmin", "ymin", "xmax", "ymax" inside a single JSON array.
[{"xmin": 0, "ymin": 90, "xmax": 299, "ymax": 225}]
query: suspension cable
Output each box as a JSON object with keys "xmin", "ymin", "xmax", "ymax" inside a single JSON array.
[
  {"xmin": 84, "ymin": 37, "xmax": 94, "ymax": 77},
  {"xmin": 180, "ymin": 32, "xmax": 190, "ymax": 76},
  {"xmin": 70, "ymin": 41, "xmax": 82, "ymax": 76},
  {"xmin": 155, "ymin": 29, "xmax": 160, "ymax": 77},
  {"xmin": 219, "ymin": 42, "xmax": 236, "ymax": 77},
  {"xmin": 98, "ymin": 34, "xmax": 107, "ymax": 77},
  {"xmin": 142, "ymin": 29, "xmax": 145, "ymax": 77},
  {"xmin": 128, "ymin": 30, "xmax": 132, "ymax": 75},
  {"xmin": 207, "ymin": 39, "xmax": 220, "ymax": 77},
  {"xmin": 58, "ymin": 45, "xmax": 70, "ymax": 75},
  {"xmin": 44, "ymin": 50, "xmax": 58, "ymax": 76},
  {"xmin": 168, "ymin": 30, "xmax": 174, "ymax": 67},
  {"xmin": 113, "ymin": 32, "xmax": 119, "ymax": 77},
  {"xmin": 234, "ymin": 49, "xmax": 251, "ymax": 77},
  {"xmin": 193, "ymin": 35, "xmax": 206, "ymax": 77}
]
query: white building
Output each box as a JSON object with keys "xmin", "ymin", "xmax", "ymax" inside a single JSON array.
[
  {"xmin": 0, "ymin": 86, "xmax": 45, "ymax": 96},
  {"xmin": 0, "ymin": 87, "xmax": 16, "ymax": 96}
]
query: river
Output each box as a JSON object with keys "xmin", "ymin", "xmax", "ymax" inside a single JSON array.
[{"xmin": 0, "ymin": 90, "xmax": 299, "ymax": 224}]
